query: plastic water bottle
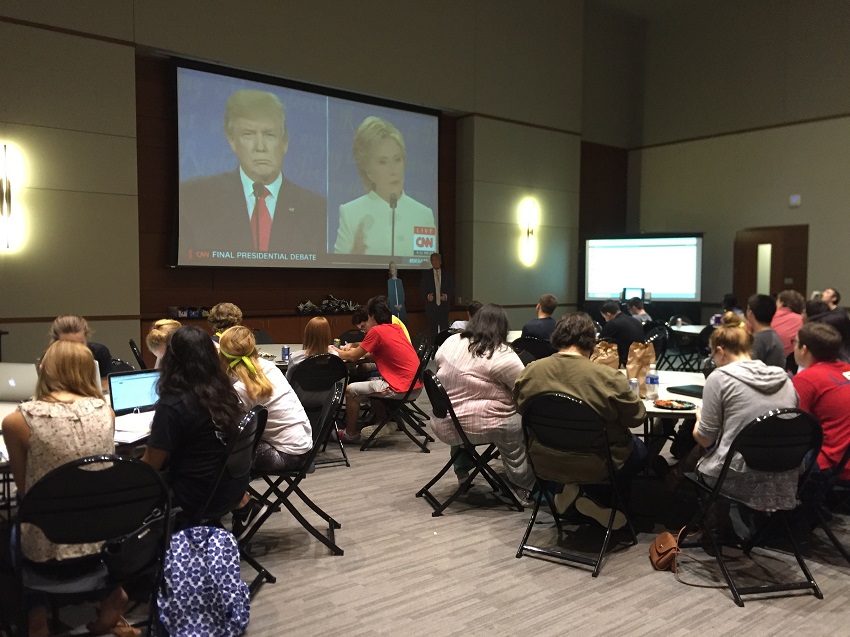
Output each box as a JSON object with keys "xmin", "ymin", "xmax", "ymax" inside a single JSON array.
[{"xmin": 646, "ymin": 364, "xmax": 659, "ymax": 400}]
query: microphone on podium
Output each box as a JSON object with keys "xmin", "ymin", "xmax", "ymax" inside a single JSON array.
[{"xmin": 389, "ymin": 193, "xmax": 398, "ymax": 256}]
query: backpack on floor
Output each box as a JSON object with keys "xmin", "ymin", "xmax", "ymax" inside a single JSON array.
[{"xmin": 156, "ymin": 526, "xmax": 250, "ymax": 637}]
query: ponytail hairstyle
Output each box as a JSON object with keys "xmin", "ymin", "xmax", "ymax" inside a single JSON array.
[
  {"xmin": 218, "ymin": 325, "xmax": 274, "ymax": 403},
  {"xmin": 709, "ymin": 311, "xmax": 752, "ymax": 356}
]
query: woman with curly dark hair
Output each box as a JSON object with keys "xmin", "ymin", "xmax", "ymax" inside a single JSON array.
[{"xmin": 142, "ymin": 326, "xmax": 246, "ymax": 520}]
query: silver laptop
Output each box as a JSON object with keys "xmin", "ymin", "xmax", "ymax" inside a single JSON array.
[
  {"xmin": 108, "ymin": 369, "xmax": 160, "ymax": 444},
  {"xmin": 0, "ymin": 362, "xmax": 38, "ymax": 402}
]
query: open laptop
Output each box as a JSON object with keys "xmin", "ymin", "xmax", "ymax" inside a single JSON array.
[
  {"xmin": 108, "ymin": 369, "xmax": 160, "ymax": 444},
  {"xmin": 667, "ymin": 384, "xmax": 704, "ymax": 399},
  {"xmin": 0, "ymin": 362, "xmax": 39, "ymax": 402}
]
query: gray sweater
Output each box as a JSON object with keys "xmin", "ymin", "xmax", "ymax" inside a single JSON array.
[{"xmin": 752, "ymin": 328, "xmax": 786, "ymax": 368}]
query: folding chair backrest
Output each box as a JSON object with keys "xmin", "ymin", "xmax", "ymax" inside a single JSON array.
[
  {"xmin": 644, "ymin": 326, "xmax": 668, "ymax": 357},
  {"xmin": 434, "ymin": 329, "xmax": 460, "ymax": 350},
  {"xmin": 197, "ymin": 406, "xmax": 268, "ymax": 519},
  {"xmin": 289, "ymin": 354, "xmax": 348, "ymax": 441},
  {"xmin": 128, "ymin": 338, "xmax": 147, "ymax": 370},
  {"xmin": 18, "ymin": 454, "xmax": 169, "ymax": 545},
  {"xmin": 411, "ymin": 332, "xmax": 426, "ymax": 353},
  {"xmin": 401, "ymin": 344, "xmax": 433, "ymax": 400},
  {"xmin": 511, "ymin": 337, "xmax": 556, "ymax": 361},
  {"xmin": 727, "ymin": 409, "xmax": 822, "ymax": 474},
  {"xmin": 522, "ymin": 393, "xmax": 607, "ymax": 453},
  {"xmin": 110, "ymin": 358, "xmax": 135, "ymax": 373},
  {"xmin": 288, "ymin": 381, "xmax": 345, "ymax": 473},
  {"xmin": 423, "ymin": 370, "xmax": 476, "ymax": 449}
]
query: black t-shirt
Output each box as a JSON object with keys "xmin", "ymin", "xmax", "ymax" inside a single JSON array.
[
  {"xmin": 148, "ymin": 392, "xmax": 245, "ymax": 519},
  {"xmin": 521, "ymin": 317, "xmax": 556, "ymax": 341},
  {"xmin": 600, "ymin": 312, "xmax": 645, "ymax": 366},
  {"xmin": 88, "ymin": 341, "xmax": 113, "ymax": 378}
]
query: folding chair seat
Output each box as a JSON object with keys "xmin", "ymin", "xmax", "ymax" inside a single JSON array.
[
  {"xmin": 360, "ymin": 345, "xmax": 435, "ymax": 453},
  {"xmin": 516, "ymin": 393, "xmax": 638, "ymax": 577},
  {"xmin": 681, "ymin": 409, "xmax": 823, "ymax": 607},
  {"xmin": 242, "ymin": 382, "xmax": 346, "ymax": 555},
  {"xmin": 288, "ymin": 354, "xmax": 350, "ymax": 468},
  {"xmin": 416, "ymin": 371, "xmax": 524, "ymax": 516},
  {"xmin": 510, "ymin": 336, "xmax": 556, "ymax": 361},
  {"xmin": 800, "ymin": 442, "xmax": 850, "ymax": 565},
  {"xmin": 193, "ymin": 406, "xmax": 272, "ymax": 596},
  {"xmin": 11, "ymin": 454, "xmax": 171, "ymax": 635}
]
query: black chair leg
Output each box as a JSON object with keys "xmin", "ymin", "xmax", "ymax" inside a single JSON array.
[{"xmin": 241, "ymin": 548, "xmax": 277, "ymax": 596}]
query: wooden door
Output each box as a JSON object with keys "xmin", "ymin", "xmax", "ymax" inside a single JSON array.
[{"xmin": 733, "ymin": 225, "xmax": 808, "ymax": 303}]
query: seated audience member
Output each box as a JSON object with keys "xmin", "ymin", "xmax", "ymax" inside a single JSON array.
[
  {"xmin": 822, "ymin": 287, "xmax": 841, "ymax": 311},
  {"xmin": 286, "ymin": 316, "xmax": 339, "ymax": 378},
  {"xmin": 514, "ymin": 312, "xmax": 647, "ymax": 528},
  {"xmin": 805, "ymin": 299, "xmax": 850, "ymax": 363},
  {"xmin": 792, "ymin": 322, "xmax": 850, "ymax": 480},
  {"xmin": 218, "ymin": 326, "xmax": 313, "ymax": 538},
  {"xmin": 745, "ymin": 294, "xmax": 785, "ymax": 368},
  {"xmin": 434, "ymin": 303, "xmax": 536, "ymax": 501},
  {"xmin": 771, "ymin": 289, "xmax": 804, "ymax": 357},
  {"xmin": 334, "ymin": 296, "xmax": 422, "ymax": 443},
  {"xmin": 521, "ymin": 294, "xmax": 558, "ymax": 341},
  {"xmin": 49, "ymin": 314, "xmax": 113, "ymax": 390},
  {"xmin": 208, "ymin": 302, "xmax": 243, "ymax": 343},
  {"xmin": 693, "ymin": 312, "xmax": 799, "ymax": 538},
  {"xmin": 599, "ymin": 300, "xmax": 644, "ymax": 367},
  {"xmin": 722, "ymin": 293, "xmax": 744, "ymax": 316},
  {"xmin": 145, "ymin": 318, "xmax": 182, "ymax": 368},
  {"xmin": 338, "ymin": 306, "xmax": 368, "ymax": 345},
  {"xmin": 449, "ymin": 300, "xmax": 483, "ymax": 331},
  {"xmin": 3, "ymin": 341, "xmax": 129, "ymax": 637},
  {"xmin": 142, "ymin": 326, "xmax": 247, "ymax": 522},
  {"xmin": 627, "ymin": 297, "xmax": 652, "ymax": 324}
]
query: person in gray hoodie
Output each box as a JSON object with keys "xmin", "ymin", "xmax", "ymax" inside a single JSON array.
[{"xmin": 694, "ymin": 312, "xmax": 799, "ymax": 515}]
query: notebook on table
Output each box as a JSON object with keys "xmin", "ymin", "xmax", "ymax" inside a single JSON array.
[
  {"xmin": 0, "ymin": 362, "xmax": 38, "ymax": 402},
  {"xmin": 108, "ymin": 369, "xmax": 160, "ymax": 444},
  {"xmin": 667, "ymin": 384, "xmax": 704, "ymax": 399}
]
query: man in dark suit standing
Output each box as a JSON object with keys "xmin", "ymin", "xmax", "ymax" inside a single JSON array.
[
  {"xmin": 421, "ymin": 252, "xmax": 454, "ymax": 345},
  {"xmin": 179, "ymin": 90, "xmax": 327, "ymax": 263}
]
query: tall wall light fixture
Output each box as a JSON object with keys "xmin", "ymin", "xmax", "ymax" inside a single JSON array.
[
  {"xmin": 517, "ymin": 196, "xmax": 540, "ymax": 267},
  {"xmin": 0, "ymin": 144, "xmax": 11, "ymax": 249},
  {"xmin": 0, "ymin": 142, "xmax": 24, "ymax": 252}
]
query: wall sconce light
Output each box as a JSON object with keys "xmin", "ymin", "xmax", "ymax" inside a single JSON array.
[
  {"xmin": 517, "ymin": 196, "xmax": 540, "ymax": 267},
  {"xmin": 0, "ymin": 143, "xmax": 24, "ymax": 252},
  {"xmin": 0, "ymin": 144, "xmax": 11, "ymax": 249}
]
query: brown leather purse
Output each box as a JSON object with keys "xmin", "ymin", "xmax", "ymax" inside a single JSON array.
[{"xmin": 649, "ymin": 527, "xmax": 685, "ymax": 572}]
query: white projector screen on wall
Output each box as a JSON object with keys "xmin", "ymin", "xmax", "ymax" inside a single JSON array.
[
  {"xmin": 585, "ymin": 236, "xmax": 703, "ymax": 301},
  {"xmin": 175, "ymin": 63, "xmax": 439, "ymax": 269}
]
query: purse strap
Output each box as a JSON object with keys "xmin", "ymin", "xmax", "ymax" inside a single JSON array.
[{"xmin": 673, "ymin": 526, "xmax": 728, "ymax": 589}]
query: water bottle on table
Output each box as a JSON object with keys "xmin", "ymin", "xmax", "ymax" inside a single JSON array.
[{"xmin": 645, "ymin": 364, "xmax": 659, "ymax": 400}]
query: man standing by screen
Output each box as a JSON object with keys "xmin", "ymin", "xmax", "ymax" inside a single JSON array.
[
  {"xmin": 421, "ymin": 253, "xmax": 454, "ymax": 345},
  {"xmin": 180, "ymin": 90, "xmax": 327, "ymax": 261}
]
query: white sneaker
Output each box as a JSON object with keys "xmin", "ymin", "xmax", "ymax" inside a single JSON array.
[
  {"xmin": 575, "ymin": 495, "xmax": 627, "ymax": 530},
  {"xmin": 553, "ymin": 484, "xmax": 580, "ymax": 514},
  {"xmin": 360, "ymin": 421, "xmax": 397, "ymax": 439}
]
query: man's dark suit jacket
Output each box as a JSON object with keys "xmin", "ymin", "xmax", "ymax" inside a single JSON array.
[
  {"xmin": 179, "ymin": 170, "xmax": 327, "ymax": 261},
  {"xmin": 420, "ymin": 267, "xmax": 455, "ymax": 309}
]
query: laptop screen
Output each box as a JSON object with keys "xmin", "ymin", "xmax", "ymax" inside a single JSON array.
[{"xmin": 109, "ymin": 370, "xmax": 160, "ymax": 414}]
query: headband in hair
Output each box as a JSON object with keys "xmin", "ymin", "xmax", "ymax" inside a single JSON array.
[{"xmin": 219, "ymin": 347, "xmax": 257, "ymax": 375}]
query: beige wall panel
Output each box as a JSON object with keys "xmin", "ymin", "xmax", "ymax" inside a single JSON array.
[
  {"xmin": 470, "ymin": 181, "xmax": 578, "ymax": 230},
  {"xmin": 1, "ymin": 320, "xmax": 141, "ymax": 367},
  {"xmin": 456, "ymin": 117, "xmax": 475, "ymax": 185},
  {"xmin": 582, "ymin": 2, "xmax": 645, "ymax": 148},
  {"xmin": 0, "ymin": 122, "xmax": 138, "ymax": 195},
  {"xmin": 0, "ymin": 23, "xmax": 136, "ymax": 137},
  {"xmin": 634, "ymin": 117, "xmax": 850, "ymax": 304},
  {"xmin": 473, "ymin": 0, "xmax": 583, "ymax": 130},
  {"xmin": 0, "ymin": 189, "xmax": 139, "ymax": 317},
  {"xmin": 470, "ymin": 219, "xmax": 576, "ymax": 308},
  {"xmin": 0, "ymin": 0, "xmax": 134, "ymax": 41},
  {"xmin": 132, "ymin": 0, "xmax": 477, "ymax": 113},
  {"xmin": 470, "ymin": 117, "xmax": 581, "ymax": 193}
]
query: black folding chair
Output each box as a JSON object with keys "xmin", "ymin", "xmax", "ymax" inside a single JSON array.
[
  {"xmin": 288, "ymin": 354, "xmax": 350, "ymax": 468},
  {"xmin": 416, "ymin": 371, "xmax": 524, "ymax": 516},
  {"xmin": 806, "ymin": 442, "xmax": 850, "ymax": 565},
  {"xmin": 110, "ymin": 358, "xmax": 135, "ymax": 373},
  {"xmin": 516, "ymin": 393, "xmax": 638, "ymax": 577},
  {"xmin": 681, "ymin": 409, "xmax": 823, "ymax": 607},
  {"xmin": 242, "ymin": 382, "xmax": 346, "ymax": 556},
  {"xmin": 128, "ymin": 338, "xmax": 147, "ymax": 369},
  {"xmin": 510, "ymin": 336, "xmax": 556, "ymax": 361},
  {"xmin": 408, "ymin": 339, "xmax": 432, "ymax": 423},
  {"xmin": 644, "ymin": 326, "xmax": 671, "ymax": 369},
  {"xmin": 252, "ymin": 328, "xmax": 274, "ymax": 344},
  {"xmin": 360, "ymin": 345, "xmax": 435, "ymax": 453},
  {"xmin": 193, "ymin": 406, "xmax": 271, "ymax": 596},
  {"xmin": 433, "ymin": 328, "xmax": 460, "ymax": 351},
  {"xmin": 665, "ymin": 325, "xmax": 702, "ymax": 371},
  {"xmin": 12, "ymin": 455, "xmax": 171, "ymax": 635}
]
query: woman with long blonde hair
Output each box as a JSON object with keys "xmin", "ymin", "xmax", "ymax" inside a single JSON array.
[
  {"xmin": 219, "ymin": 326, "xmax": 313, "ymax": 538},
  {"xmin": 3, "ymin": 341, "xmax": 130, "ymax": 637}
]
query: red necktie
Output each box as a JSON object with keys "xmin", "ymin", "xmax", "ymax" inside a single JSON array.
[{"xmin": 252, "ymin": 187, "xmax": 272, "ymax": 252}]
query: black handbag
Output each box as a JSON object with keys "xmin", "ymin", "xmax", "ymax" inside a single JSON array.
[{"xmin": 101, "ymin": 509, "xmax": 169, "ymax": 581}]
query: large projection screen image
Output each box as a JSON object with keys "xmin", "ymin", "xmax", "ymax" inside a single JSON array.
[
  {"xmin": 585, "ymin": 236, "xmax": 703, "ymax": 301},
  {"xmin": 176, "ymin": 65, "xmax": 439, "ymax": 269}
]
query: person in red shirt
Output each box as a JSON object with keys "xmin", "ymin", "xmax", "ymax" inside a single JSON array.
[
  {"xmin": 335, "ymin": 295, "xmax": 423, "ymax": 443},
  {"xmin": 771, "ymin": 289, "xmax": 805, "ymax": 357},
  {"xmin": 793, "ymin": 322, "xmax": 850, "ymax": 480}
]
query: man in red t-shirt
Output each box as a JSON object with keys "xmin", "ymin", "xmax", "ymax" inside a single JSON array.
[
  {"xmin": 335, "ymin": 296, "xmax": 423, "ymax": 443},
  {"xmin": 793, "ymin": 322, "xmax": 850, "ymax": 479}
]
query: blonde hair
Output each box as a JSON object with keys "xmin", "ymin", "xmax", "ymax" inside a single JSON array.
[
  {"xmin": 49, "ymin": 314, "xmax": 91, "ymax": 342},
  {"xmin": 208, "ymin": 302, "xmax": 243, "ymax": 333},
  {"xmin": 145, "ymin": 319, "xmax": 182, "ymax": 354},
  {"xmin": 303, "ymin": 316, "xmax": 332, "ymax": 358},
  {"xmin": 37, "ymin": 340, "xmax": 103, "ymax": 400},
  {"xmin": 352, "ymin": 116, "xmax": 406, "ymax": 192},
  {"xmin": 709, "ymin": 311, "xmax": 752, "ymax": 356},
  {"xmin": 218, "ymin": 325, "xmax": 273, "ymax": 403},
  {"xmin": 224, "ymin": 90, "xmax": 288, "ymax": 142}
]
